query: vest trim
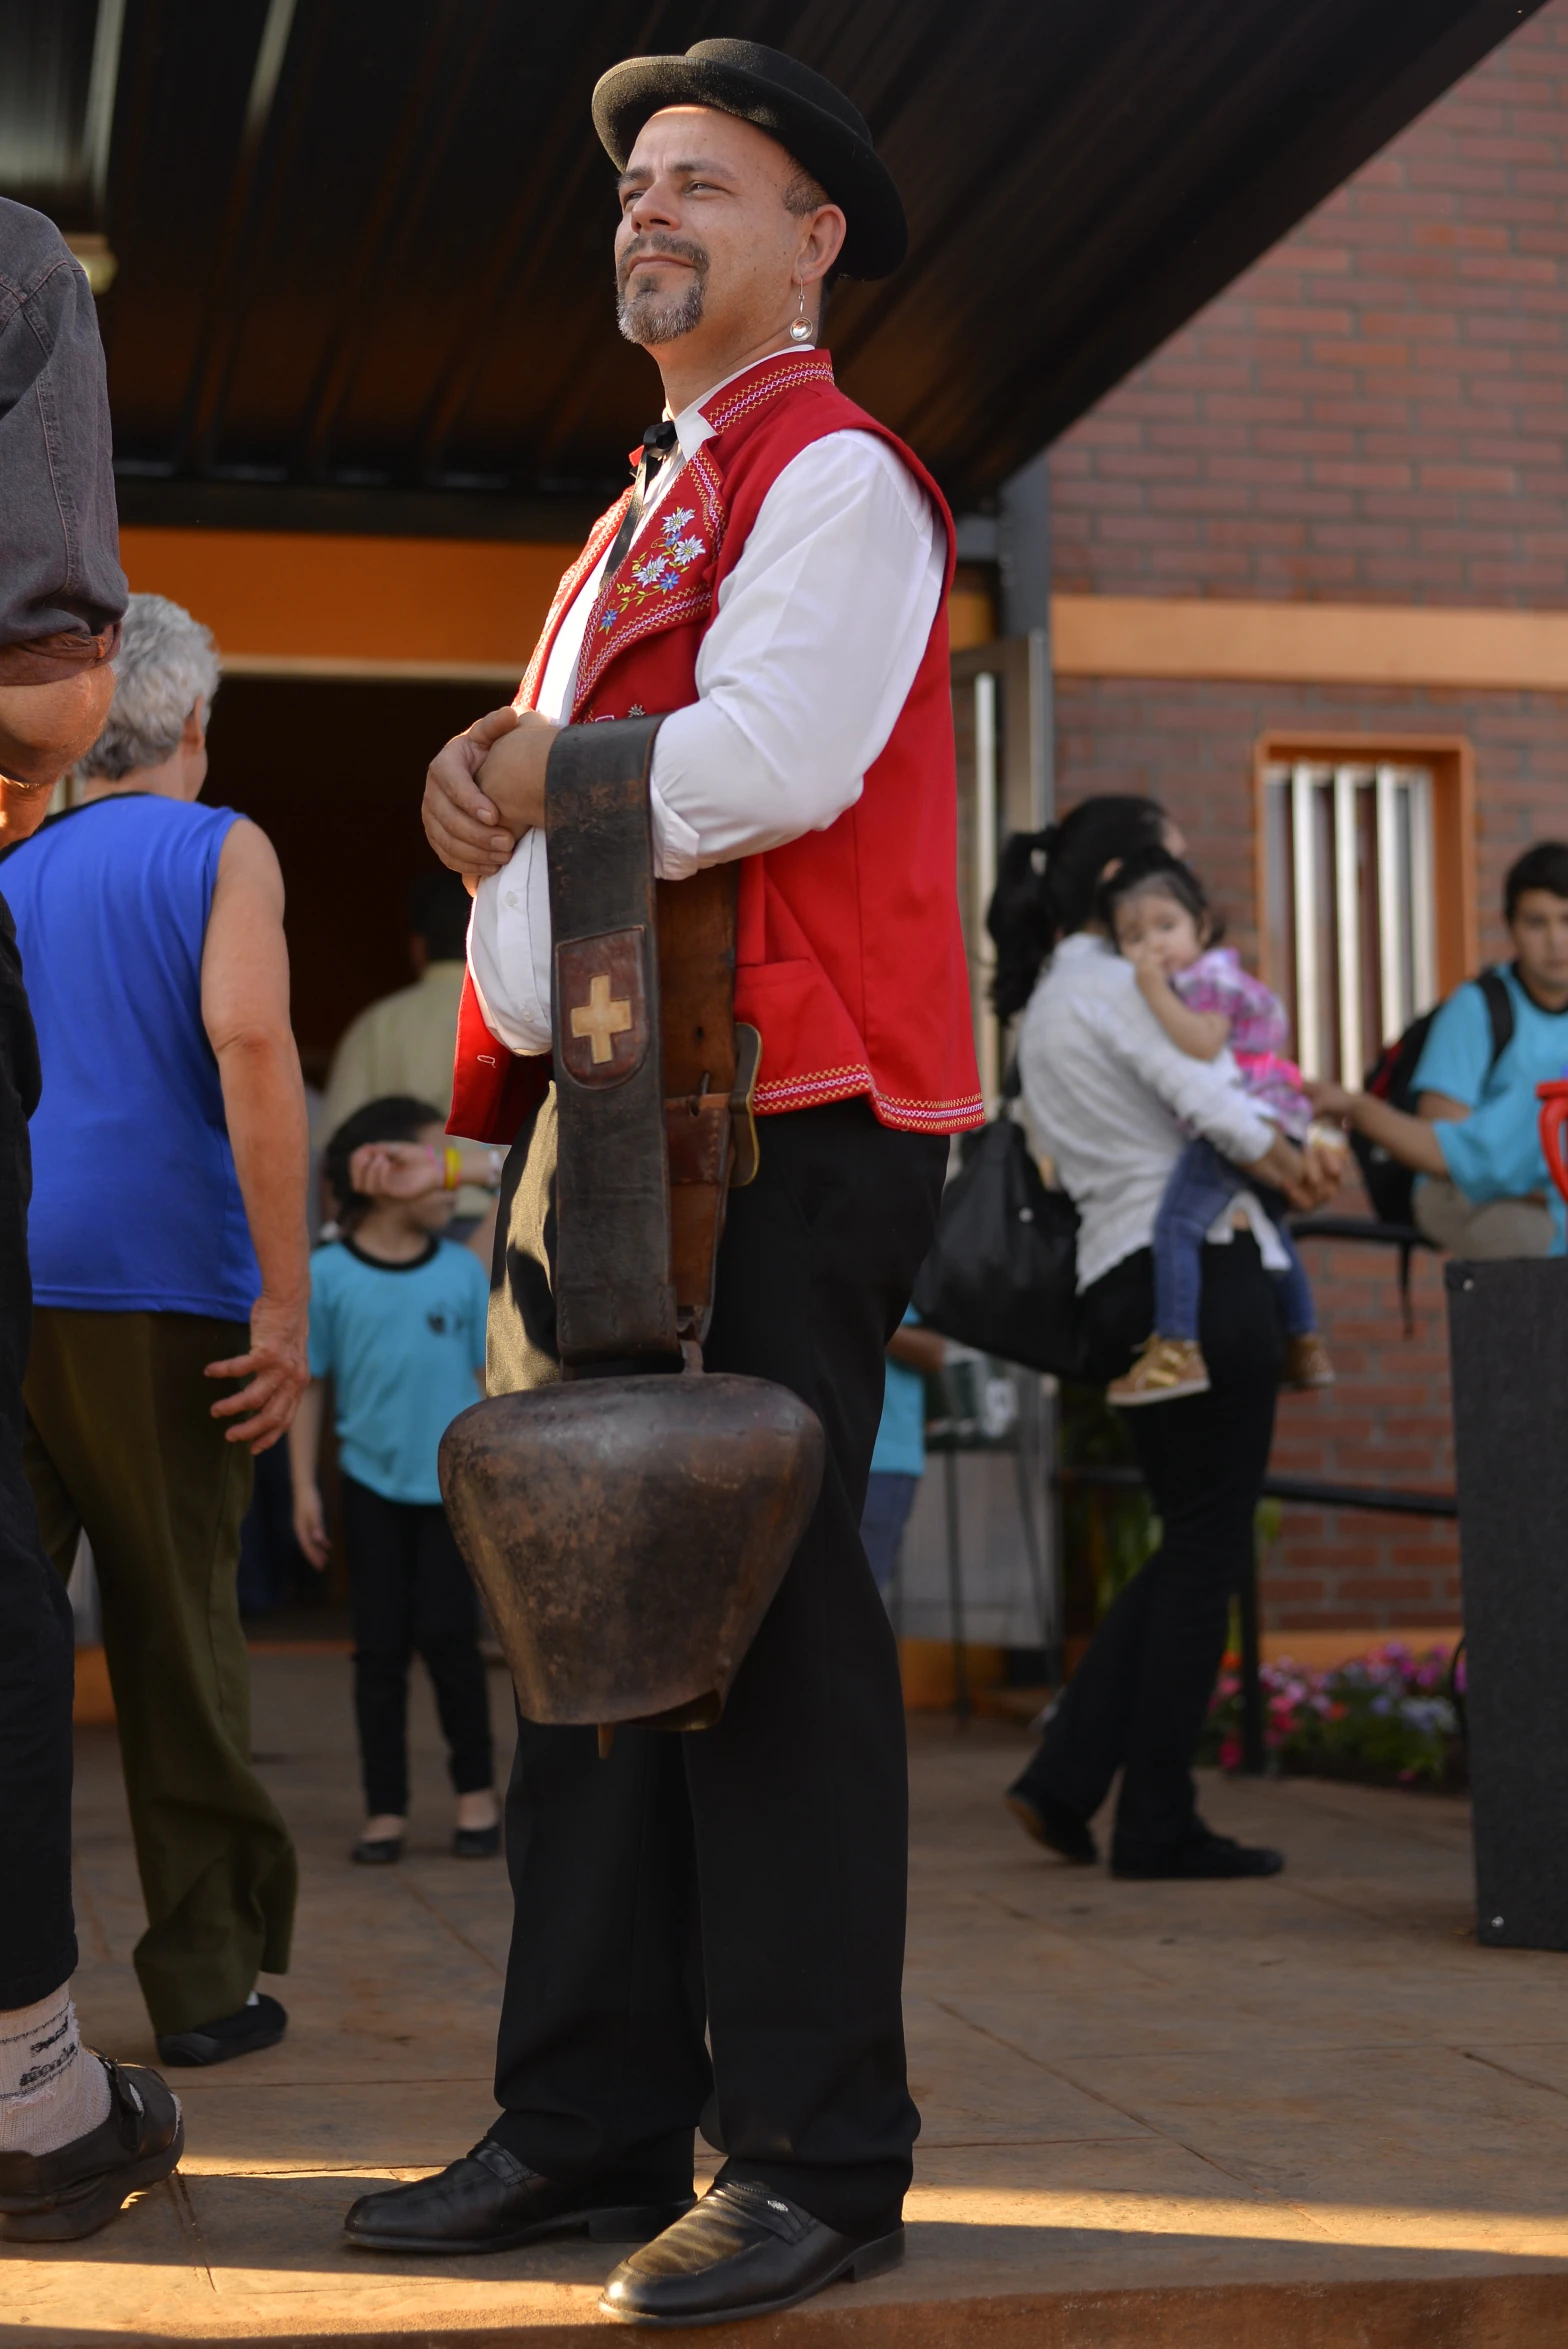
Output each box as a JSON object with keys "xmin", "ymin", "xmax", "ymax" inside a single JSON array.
[{"xmin": 753, "ymin": 1060, "xmax": 983, "ymax": 1128}]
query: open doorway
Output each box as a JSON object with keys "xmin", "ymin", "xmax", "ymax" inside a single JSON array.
[{"xmin": 204, "ymin": 674, "xmax": 505, "ymax": 1085}]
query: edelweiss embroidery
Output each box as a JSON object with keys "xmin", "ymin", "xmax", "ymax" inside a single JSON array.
[{"xmin": 596, "ymin": 507, "xmax": 708, "ymax": 637}]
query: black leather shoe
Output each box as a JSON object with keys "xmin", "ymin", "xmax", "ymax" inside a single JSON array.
[
  {"xmin": 0, "ymin": 2058, "xmax": 183, "ymax": 2241},
  {"xmin": 1112, "ymin": 1829, "xmax": 1284, "ymax": 1880},
  {"xmin": 1006, "ymin": 1778, "xmax": 1097, "ymax": 1865},
  {"xmin": 600, "ymin": 2180, "xmax": 904, "ymax": 2327},
  {"xmin": 156, "ymin": 1991, "xmax": 287, "ymax": 2067},
  {"xmin": 343, "ymin": 2136, "xmax": 693, "ymax": 2256}
]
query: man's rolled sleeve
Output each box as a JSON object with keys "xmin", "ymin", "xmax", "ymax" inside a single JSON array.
[
  {"xmin": 1436, "ymin": 1095, "xmax": 1547, "ymax": 1206},
  {"xmin": 1410, "ymin": 981, "xmax": 1490, "ymax": 1108}
]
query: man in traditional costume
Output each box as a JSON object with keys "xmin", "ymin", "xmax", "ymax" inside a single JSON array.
[{"xmin": 345, "ymin": 41, "xmax": 982, "ymax": 2326}]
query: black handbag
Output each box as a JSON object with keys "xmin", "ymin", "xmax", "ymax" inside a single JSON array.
[{"xmin": 911, "ymin": 1108, "xmax": 1087, "ymax": 1380}]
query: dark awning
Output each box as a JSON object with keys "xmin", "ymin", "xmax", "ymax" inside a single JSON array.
[{"xmin": 2, "ymin": 0, "xmax": 1546, "ymax": 528}]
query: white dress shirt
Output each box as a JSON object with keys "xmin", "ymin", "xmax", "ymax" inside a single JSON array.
[
  {"xmin": 1018, "ymin": 933, "xmax": 1288, "ymax": 1292},
  {"xmin": 468, "ymin": 349, "xmax": 945, "ymax": 1055}
]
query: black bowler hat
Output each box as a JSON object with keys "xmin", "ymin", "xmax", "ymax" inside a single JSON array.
[{"xmin": 591, "ymin": 37, "xmax": 907, "ymax": 281}]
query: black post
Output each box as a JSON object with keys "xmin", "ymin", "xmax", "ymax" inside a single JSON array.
[
  {"xmin": 942, "ymin": 1448, "xmax": 972, "ymax": 1723},
  {"xmin": 1238, "ymin": 1546, "xmax": 1265, "ymax": 1775}
]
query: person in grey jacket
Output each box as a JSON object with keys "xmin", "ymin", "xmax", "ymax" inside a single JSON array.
[{"xmin": 0, "ymin": 197, "xmax": 183, "ymax": 2241}]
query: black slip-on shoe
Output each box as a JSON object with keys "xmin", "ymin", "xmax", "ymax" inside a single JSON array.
[
  {"xmin": 0, "ymin": 2058, "xmax": 182, "ymax": 2241},
  {"xmin": 353, "ymin": 1835, "xmax": 403, "ymax": 1865},
  {"xmin": 452, "ymin": 1824, "xmax": 501, "ymax": 1859},
  {"xmin": 156, "ymin": 1992, "xmax": 287, "ymax": 2068},
  {"xmin": 600, "ymin": 2180, "xmax": 904, "ymax": 2328},
  {"xmin": 343, "ymin": 2136, "xmax": 693, "ymax": 2256},
  {"xmin": 1006, "ymin": 1779, "xmax": 1098, "ymax": 1865},
  {"xmin": 1112, "ymin": 1831, "xmax": 1284, "ymax": 1880}
]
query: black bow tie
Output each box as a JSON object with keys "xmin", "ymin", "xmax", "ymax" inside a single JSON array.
[
  {"xmin": 640, "ymin": 418, "xmax": 679, "ymax": 470},
  {"xmin": 604, "ymin": 420, "xmax": 681, "ymax": 577}
]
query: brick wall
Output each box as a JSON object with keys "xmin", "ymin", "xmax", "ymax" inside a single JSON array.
[
  {"xmin": 1045, "ymin": 3, "xmax": 1568, "ymax": 1630},
  {"xmin": 1053, "ymin": 0, "xmax": 1568, "ymax": 608},
  {"xmin": 1053, "ymin": 669, "xmax": 1568, "ymax": 1630}
]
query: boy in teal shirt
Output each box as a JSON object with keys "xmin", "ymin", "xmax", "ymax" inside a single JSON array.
[{"xmin": 1311, "ymin": 842, "xmax": 1568, "ymax": 1256}]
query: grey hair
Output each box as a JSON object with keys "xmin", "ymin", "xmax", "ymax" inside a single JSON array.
[
  {"xmin": 79, "ymin": 593, "xmax": 222, "ymax": 780},
  {"xmin": 782, "ymin": 161, "xmax": 839, "ymax": 299}
]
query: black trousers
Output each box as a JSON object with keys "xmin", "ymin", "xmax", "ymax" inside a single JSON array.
[
  {"xmin": 0, "ymin": 896, "xmax": 75, "ymax": 2009},
  {"xmin": 339, "ymin": 1476, "xmax": 494, "ymax": 1818},
  {"xmin": 487, "ymin": 1097, "xmax": 946, "ymax": 2237},
  {"xmin": 1017, "ymin": 1236, "xmax": 1282, "ymax": 1856}
]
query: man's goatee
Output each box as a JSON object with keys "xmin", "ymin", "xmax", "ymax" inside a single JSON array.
[{"xmin": 617, "ymin": 280, "xmax": 705, "ymax": 347}]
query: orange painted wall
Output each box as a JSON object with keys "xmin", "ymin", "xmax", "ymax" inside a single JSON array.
[
  {"xmin": 120, "ymin": 525, "xmax": 998, "ymax": 670},
  {"xmin": 119, "ymin": 527, "xmax": 574, "ymax": 672}
]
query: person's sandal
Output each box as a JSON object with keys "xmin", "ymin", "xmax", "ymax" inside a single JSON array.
[
  {"xmin": 0, "ymin": 2057, "xmax": 183, "ymax": 2241},
  {"xmin": 1107, "ymin": 1335, "xmax": 1210, "ymax": 1406},
  {"xmin": 1284, "ymin": 1332, "xmax": 1335, "ymax": 1390}
]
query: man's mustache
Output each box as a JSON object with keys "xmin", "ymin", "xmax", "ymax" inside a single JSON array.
[{"xmin": 616, "ymin": 233, "xmax": 709, "ymax": 292}]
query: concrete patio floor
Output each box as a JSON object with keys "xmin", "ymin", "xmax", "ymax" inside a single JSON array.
[{"xmin": 8, "ymin": 1650, "xmax": 1568, "ymax": 2345}]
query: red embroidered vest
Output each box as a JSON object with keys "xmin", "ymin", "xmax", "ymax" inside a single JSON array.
[{"xmin": 450, "ymin": 351, "xmax": 983, "ymax": 1144}]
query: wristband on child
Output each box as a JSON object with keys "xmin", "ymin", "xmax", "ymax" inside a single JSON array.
[{"xmin": 443, "ymin": 1145, "xmax": 463, "ymax": 1192}]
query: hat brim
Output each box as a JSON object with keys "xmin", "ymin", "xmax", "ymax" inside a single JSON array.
[{"xmin": 592, "ymin": 55, "xmax": 907, "ymax": 281}]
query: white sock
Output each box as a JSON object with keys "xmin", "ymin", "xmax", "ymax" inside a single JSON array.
[{"xmin": 0, "ymin": 1985, "xmax": 113, "ymax": 2156}]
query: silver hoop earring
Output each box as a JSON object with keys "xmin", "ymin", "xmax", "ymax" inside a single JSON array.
[{"xmin": 789, "ymin": 281, "xmax": 814, "ymax": 344}]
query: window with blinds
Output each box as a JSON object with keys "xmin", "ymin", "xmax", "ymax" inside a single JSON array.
[{"xmin": 1261, "ymin": 760, "xmax": 1438, "ymax": 1084}]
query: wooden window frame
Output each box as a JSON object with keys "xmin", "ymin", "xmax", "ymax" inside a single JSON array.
[{"xmin": 1252, "ymin": 731, "xmax": 1477, "ymax": 1017}]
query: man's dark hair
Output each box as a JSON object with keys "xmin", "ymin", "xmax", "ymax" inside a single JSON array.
[
  {"xmin": 410, "ymin": 867, "xmax": 473, "ymax": 962},
  {"xmin": 1505, "ymin": 842, "xmax": 1568, "ymax": 922},
  {"xmin": 1096, "ymin": 844, "xmax": 1222, "ymax": 948},
  {"xmin": 324, "ymin": 1095, "xmax": 445, "ymax": 1228},
  {"xmin": 987, "ymin": 796, "xmax": 1168, "ymax": 1020}
]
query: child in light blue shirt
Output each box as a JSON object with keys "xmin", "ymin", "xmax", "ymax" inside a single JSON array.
[{"xmin": 290, "ymin": 1096, "xmax": 497, "ymax": 1866}]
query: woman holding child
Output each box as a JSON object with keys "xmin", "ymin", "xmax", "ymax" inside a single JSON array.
[{"xmin": 994, "ymin": 798, "xmax": 1340, "ymax": 1880}]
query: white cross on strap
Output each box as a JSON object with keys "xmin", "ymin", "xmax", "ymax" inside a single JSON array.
[{"xmin": 569, "ymin": 971, "xmax": 633, "ymax": 1064}]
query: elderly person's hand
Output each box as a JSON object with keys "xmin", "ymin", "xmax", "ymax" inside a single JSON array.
[
  {"xmin": 422, "ymin": 705, "xmax": 560, "ymax": 879},
  {"xmin": 205, "ymin": 1293, "xmax": 309, "ymax": 1455}
]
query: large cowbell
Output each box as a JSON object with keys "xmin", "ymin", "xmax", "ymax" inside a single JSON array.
[{"xmin": 439, "ymin": 717, "xmax": 824, "ymax": 1731}]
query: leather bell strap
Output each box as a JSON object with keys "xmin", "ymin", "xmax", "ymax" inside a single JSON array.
[{"xmin": 545, "ymin": 716, "xmax": 757, "ymax": 1375}]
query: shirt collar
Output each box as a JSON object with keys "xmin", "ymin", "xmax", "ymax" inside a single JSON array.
[{"xmin": 667, "ymin": 348, "xmax": 804, "ymax": 461}]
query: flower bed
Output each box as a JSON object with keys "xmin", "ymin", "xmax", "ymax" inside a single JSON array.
[{"xmin": 1202, "ymin": 1642, "xmax": 1466, "ymax": 1791}]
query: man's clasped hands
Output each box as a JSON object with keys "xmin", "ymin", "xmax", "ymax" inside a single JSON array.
[{"xmin": 421, "ymin": 704, "xmax": 560, "ymax": 883}]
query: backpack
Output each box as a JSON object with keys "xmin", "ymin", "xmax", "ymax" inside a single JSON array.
[{"xmin": 1353, "ymin": 967, "xmax": 1515, "ymax": 1229}]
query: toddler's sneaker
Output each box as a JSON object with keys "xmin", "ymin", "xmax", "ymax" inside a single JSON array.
[
  {"xmin": 1284, "ymin": 1332, "xmax": 1335, "ymax": 1390},
  {"xmin": 1107, "ymin": 1336, "xmax": 1210, "ymax": 1406}
]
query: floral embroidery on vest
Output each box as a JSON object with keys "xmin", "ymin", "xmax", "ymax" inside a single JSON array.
[
  {"xmin": 597, "ymin": 505, "xmax": 708, "ymax": 631},
  {"xmin": 572, "ymin": 446, "xmax": 725, "ymax": 713}
]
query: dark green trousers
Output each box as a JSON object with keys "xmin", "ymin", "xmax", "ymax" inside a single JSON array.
[{"xmin": 23, "ymin": 1308, "xmax": 296, "ymax": 2034}]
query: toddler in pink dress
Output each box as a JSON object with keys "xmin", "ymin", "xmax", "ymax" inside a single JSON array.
[{"xmin": 1096, "ymin": 848, "xmax": 1335, "ymax": 1406}]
